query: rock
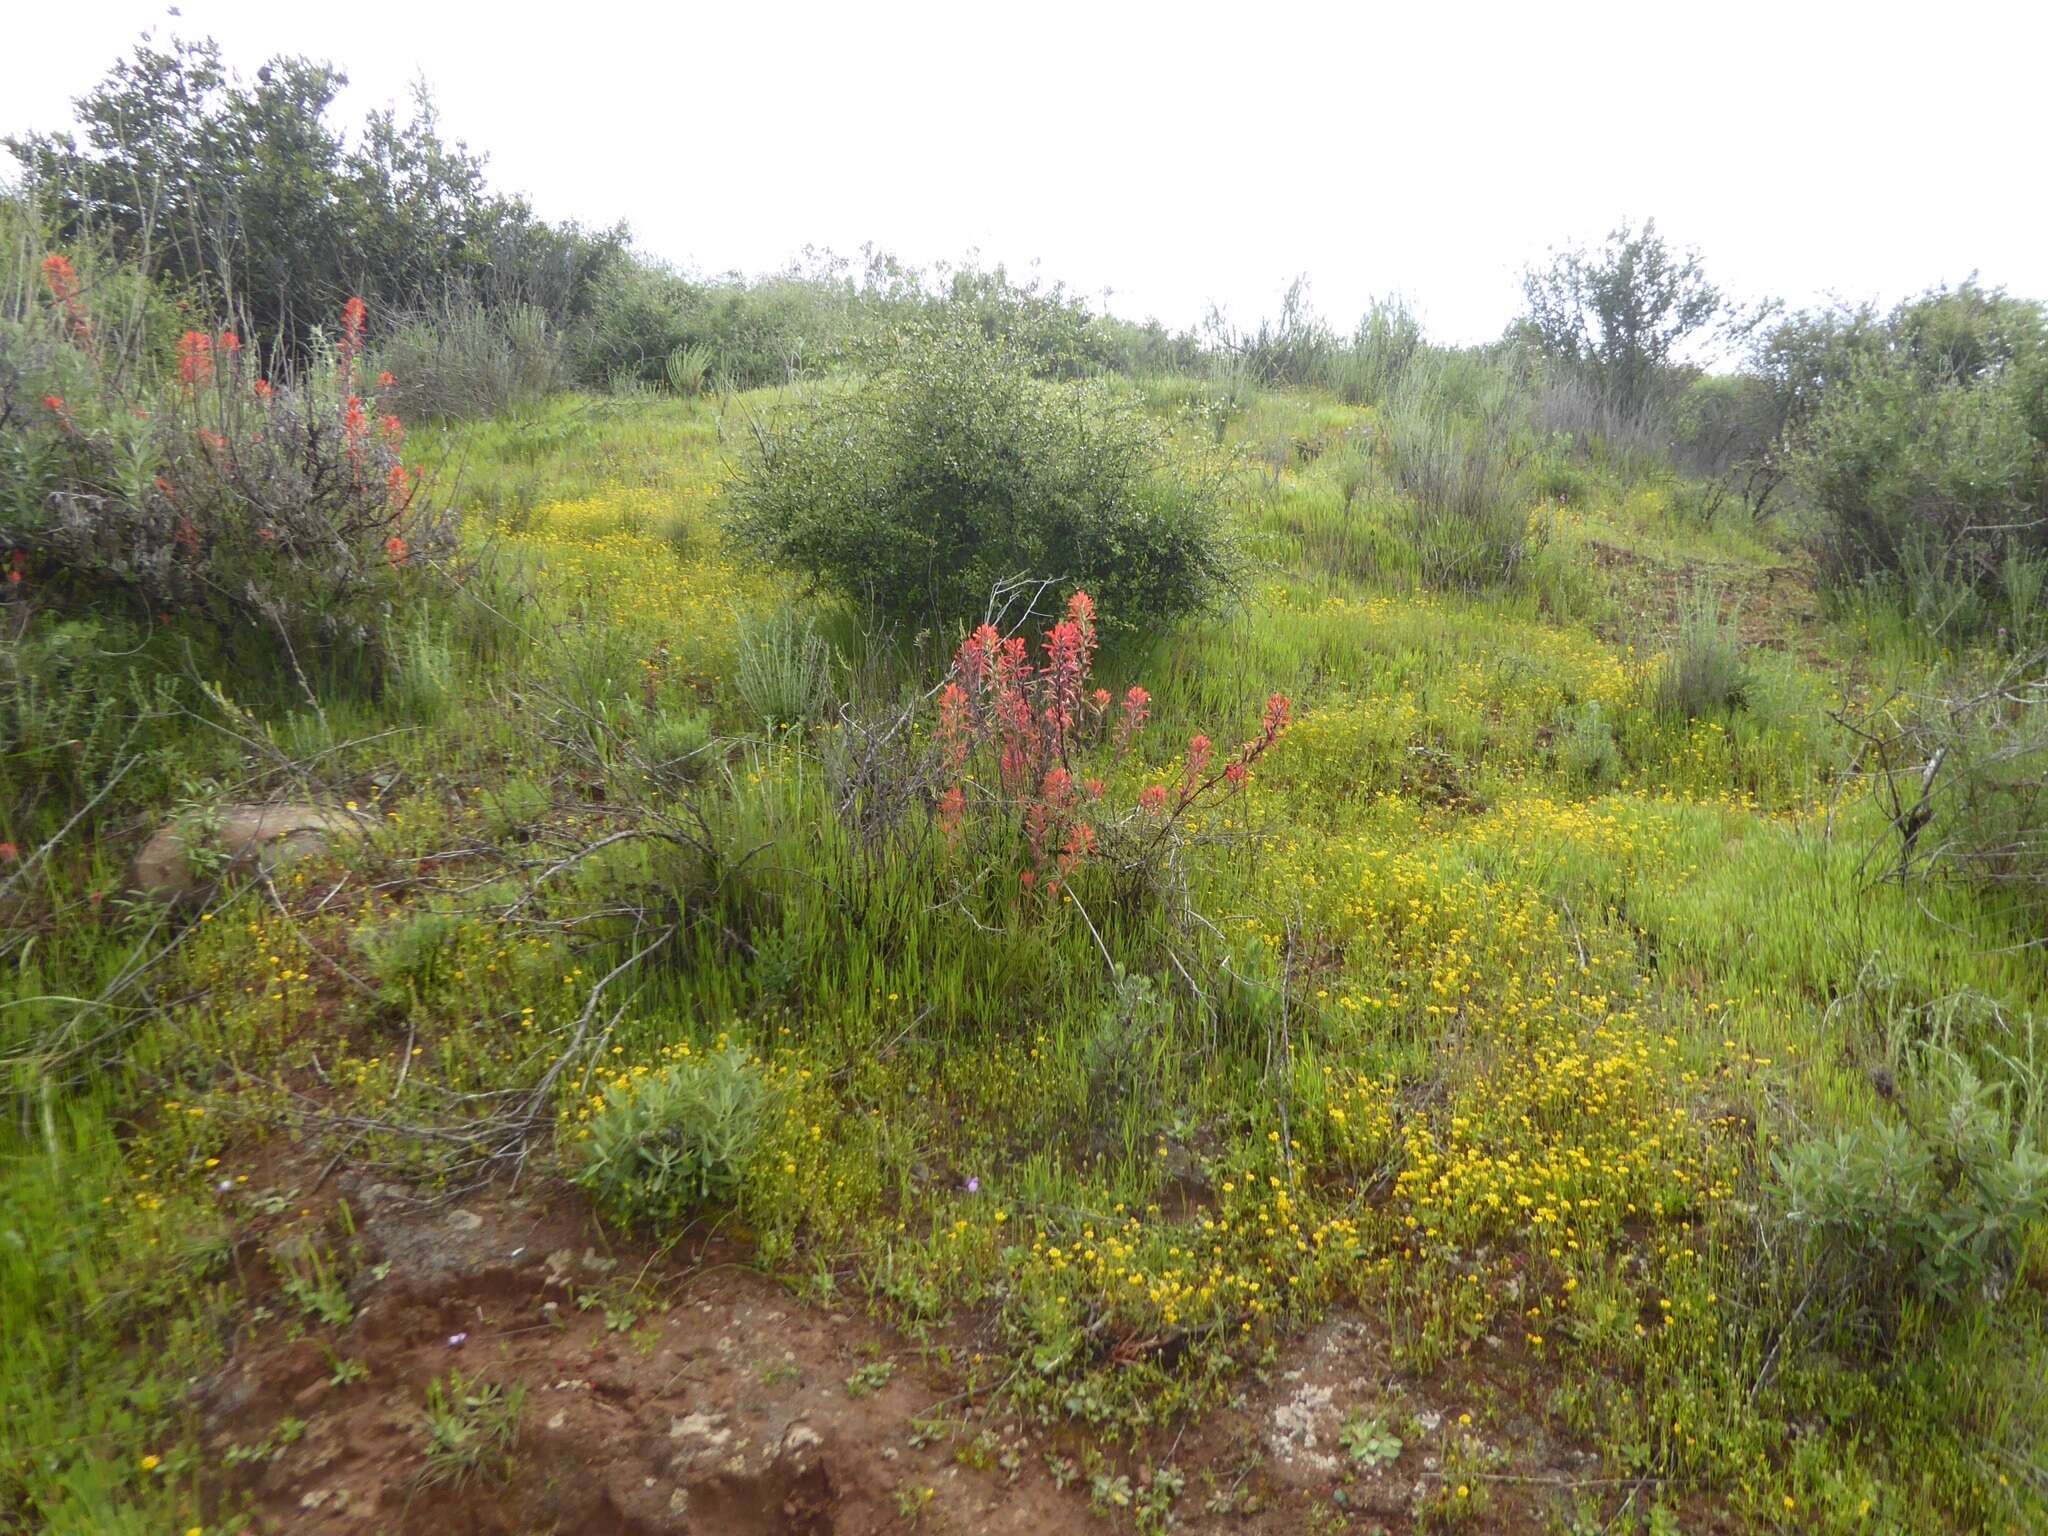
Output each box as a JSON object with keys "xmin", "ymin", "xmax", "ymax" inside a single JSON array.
[{"xmin": 131, "ymin": 801, "xmax": 368, "ymax": 899}]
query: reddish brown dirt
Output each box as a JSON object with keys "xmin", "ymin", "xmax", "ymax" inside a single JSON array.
[{"xmin": 197, "ymin": 1152, "xmax": 1688, "ymax": 1534}]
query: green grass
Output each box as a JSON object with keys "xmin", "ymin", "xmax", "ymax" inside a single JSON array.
[{"xmin": 4, "ymin": 381, "xmax": 2044, "ymax": 1533}]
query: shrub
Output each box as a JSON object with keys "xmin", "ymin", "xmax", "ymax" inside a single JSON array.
[
  {"xmin": 723, "ymin": 322, "xmax": 1238, "ymax": 632},
  {"xmin": 2, "ymin": 278, "xmax": 457, "ymax": 667},
  {"xmin": 1776, "ymin": 1054, "xmax": 2048, "ymax": 1311},
  {"xmin": 1838, "ymin": 647, "xmax": 2048, "ymax": 900},
  {"xmin": 1654, "ymin": 580, "xmax": 1749, "ymax": 718},
  {"xmin": 1318, "ymin": 298, "xmax": 1424, "ymax": 407},
  {"xmin": 370, "ymin": 296, "xmax": 562, "ymax": 420},
  {"xmin": 1793, "ymin": 283, "xmax": 2047, "ymax": 639},
  {"xmin": 1520, "ymin": 218, "xmax": 1732, "ymax": 419},
  {"xmin": 574, "ymin": 1048, "xmax": 772, "ymax": 1223},
  {"xmin": 635, "ymin": 706, "xmax": 714, "ymax": 783},
  {"xmin": 733, "ymin": 606, "xmax": 833, "ymax": 732},
  {"xmin": 1556, "ymin": 700, "xmax": 1621, "ymax": 789}
]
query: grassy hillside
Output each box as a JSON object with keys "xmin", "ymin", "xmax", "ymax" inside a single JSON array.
[{"xmin": 4, "ymin": 370, "xmax": 2045, "ymax": 1535}]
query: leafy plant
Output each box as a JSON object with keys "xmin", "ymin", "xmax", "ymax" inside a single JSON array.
[
  {"xmin": 844, "ymin": 1359, "xmax": 896, "ymax": 1397},
  {"xmin": 723, "ymin": 320, "xmax": 1239, "ymax": 632},
  {"xmin": 1776, "ymin": 1053, "xmax": 2048, "ymax": 1311},
  {"xmin": 1339, "ymin": 1410, "xmax": 1403, "ymax": 1468},
  {"xmin": 418, "ymin": 1371, "xmax": 525, "ymax": 1487},
  {"xmin": 574, "ymin": 1048, "xmax": 772, "ymax": 1223}
]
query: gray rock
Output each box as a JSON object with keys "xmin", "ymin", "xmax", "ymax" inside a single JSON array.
[{"xmin": 131, "ymin": 801, "xmax": 368, "ymax": 898}]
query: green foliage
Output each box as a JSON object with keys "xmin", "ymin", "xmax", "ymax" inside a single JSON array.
[
  {"xmin": 1522, "ymin": 219, "xmax": 1731, "ymax": 417},
  {"xmin": 1339, "ymin": 1411, "xmax": 1403, "ymax": 1468},
  {"xmin": 478, "ymin": 779, "xmax": 550, "ymax": 841},
  {"xmin": 418, "ymin": 1371, "xmax": 524, "ymax": 1487},
  {"xmin": 1, "ymin": 265, "xmax": 459, "ymax": 667},
  {"xmin": 360, "ymin": 911, "xmax": 462, "ymax": 1007},
  {"xmin": 1384, "ymin": 395, "xmax": 1530, "ymax": 590},
  {"xmin": 724, "ymin": 323, "xmax": 1238, "ymax": 631},
  {"xmin": 1654, "ymin": 580, "xmax": 1749, "ymax": 718},
  {"xmin": 574, "ymin": 1049, "xmax": 773, "ymax": 1224},
  {"xmin": 371, "ymin": 296, "xmax": 563, "ymax": 421},
  {"xmin": 6, "ymin": 35, "xmax": 622, "ymax": 357},
  {"xmin": 0, "ymin": 612, "xmax": 183, "ymax": 827},
  {"xmin": 1556, "ymin": 700, "xmax": 1621, "ymax": 789},
  {"xmin": 733, "ymin": 606, "xmax": 833, "ymax": 733},
  {"xmin": 1777, "ymin": 1054, "xmax": 2048, "ymax": 1310},
  {"xmin": 1794, "ymin": 285, "xmax": 2047, "ymax": 639}
]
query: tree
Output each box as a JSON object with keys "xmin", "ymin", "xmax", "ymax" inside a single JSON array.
[
  {"xmin": 1521, "ymin": 218, "xmax": 1729, "ymax": 418},
  {"xmin": 6, "ymin": 31, "xmax": 621, "ymax": 356}
]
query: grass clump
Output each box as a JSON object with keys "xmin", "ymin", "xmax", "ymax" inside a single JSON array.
[
  {"xmin": 732, "ymin": 606, "xmax": 833, "ymax": 733},
  {"xmin": 1654, "ymin": 579, "xmax": 1749, "ymax": 718}
]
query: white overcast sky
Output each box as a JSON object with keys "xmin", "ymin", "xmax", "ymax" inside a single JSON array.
[{"xmin": 5, "ymin": 1, "xmax": 2043, "ymax": 345}]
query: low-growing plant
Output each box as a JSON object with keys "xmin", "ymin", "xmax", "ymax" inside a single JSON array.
[
  {"xmin": 574, "ymin": 1047, "xmax": 772, "ymax": 1223},
  {"xmin": 1556, "ymin": 699, "xmax": 1622, "ymax": 789},
  {"xmin": 418, "ymin": 1370, "xmax": 525, "ymax": 1487},
  {"xmin": 1339, "ymin": 1410, "xmax": 1403, "ymax": 1468},
  {"xmin": 479, "ymin": 779, "xmax": 551, "ymax": 841},
  {"xmin": 1776, "ymin": 1053, "xmax": 2048, "ymax": 1313},
  {"xmin": 932, "ymin": 590, "xmax": 1289, "ymax": 898}
]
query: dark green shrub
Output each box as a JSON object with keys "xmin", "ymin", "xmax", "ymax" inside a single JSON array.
[
  {"xmin": 723, "ymin": 323, "xmax": 1238, "ymax": 632},
  {"xmin": 1793, "ymin": 283, "xmax": 2047, "ymax": 638}
]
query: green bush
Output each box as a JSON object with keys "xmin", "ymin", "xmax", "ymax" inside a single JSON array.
[
  {"xmin": 1776, "ymin": 1055, "xmax": 2048, "ymax": 1310},
  {"xmin": 1384, "ymin": 400, "xmax": 1530, "ymax": 591},
  {"xmin": 723, "ymin": 322, "xmax": 1238, "ymax": 632},
  {"xmin": 1556, "ymin": 700, "xmax": 1621, "ymax": 789},
  {"xmin": 1794, "ymin": 283, "xmax": 2047, "ymax": 639},
  {"xmin": 574, "ymin": 1049, "xmax": 772, "ymax": 1224}
]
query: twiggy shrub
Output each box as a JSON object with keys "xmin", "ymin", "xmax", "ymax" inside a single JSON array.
[
  {"xmin": 724, "ymin": 323, "xmax": 1238, "ymax": 632},
  {"xmin": 575, "ymin": 1048, "xmax": 772, "ymax": 1224},
  {"xmin": 2, "ymin": 276, "xmax": 456, "ymax": 664}
]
